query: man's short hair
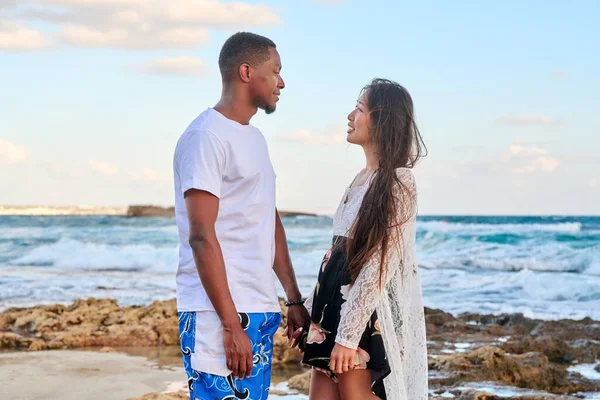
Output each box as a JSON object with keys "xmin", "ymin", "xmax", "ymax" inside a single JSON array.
[{"xmin": 218, "ymin": 32, "xmax": 276, "ymax": 81}]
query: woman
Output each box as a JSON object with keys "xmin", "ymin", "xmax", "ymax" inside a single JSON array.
[{"xmin": 296, "ymin": 78, "xmax": 428, "ymax": 400}]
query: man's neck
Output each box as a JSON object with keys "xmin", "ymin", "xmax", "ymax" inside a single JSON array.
[{"xmin": 214, "ymin": 89, "xmax": 257, "ymax": 126}]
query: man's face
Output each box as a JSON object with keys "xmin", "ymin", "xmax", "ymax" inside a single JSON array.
[{"xmin": 249, "ymin": 47, "xmax": 285, "ymax": 114}]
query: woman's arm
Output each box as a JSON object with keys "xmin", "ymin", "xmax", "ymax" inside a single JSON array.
[{"xmin": 335, "ymin": 168, "xmax": 417, "ymax": 350}]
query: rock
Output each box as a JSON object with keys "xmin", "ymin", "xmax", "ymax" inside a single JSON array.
[
  {"xmin": 425, "ymin": 307, "xmax": 457, "ymax": 326},
  {"xmin": 0, "ymin": 298, "xmax": 179, "ymax": 350},
  {"xmin": 127, "ymin": 391, "xmax": 189, "ymax": 400},
  {"xmin": 126, "ymin": 205, "xmax": 175, "ymax": 218},
  {"xmin": 441, "ymin": 390, "xmax": 577, "ymax": 400},
  {"xmin": 99, "ymin": 346, "xmax": 116, "ymax": 353},
  {"xmin": 0, "ymin": 332, "xmax": 21, "ymax": 347},
  {"xmin": 288, "ymin": 370, "xmax": 311, "ymax": 393},
  {"xmin": 430, "ymin": 345, "xmax": 600, "ymax": 394},
  {"xmin": 503, "ymin": 336, "xmax": 600, "ymax": 365},
  {"xmin": 595, "ymin": 363, "xmax": 600, "ymax": 373},
  {"xmin": 458, "ymin": 312, "xmax": 540, "ymax": 335},
  {"xmin": 456, "ymin": 390, "xmax": 499, "ymax": 400}
]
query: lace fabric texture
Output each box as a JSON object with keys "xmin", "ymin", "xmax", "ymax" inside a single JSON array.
[{"xmin": 306, "ymin": 168, "xmax": 428, "ymax": 400}]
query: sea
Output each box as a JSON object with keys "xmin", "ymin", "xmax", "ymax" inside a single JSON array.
[{"xmin": 1, "ymin": 207, "xmax": 599, "ymax": 321}]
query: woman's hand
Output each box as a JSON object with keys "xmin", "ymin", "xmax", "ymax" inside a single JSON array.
[{"xmin": 329, "ymin": 343, "xmax": 357, "ymax": 374}]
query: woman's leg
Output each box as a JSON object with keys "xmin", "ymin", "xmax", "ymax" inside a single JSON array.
[
  {"xmin": 337, "ymin": 369, "xmax": 380, "ymax": 400},
  {"xmin": 309, "ymin": 369, "xmax": 340, "ymax": 400}
]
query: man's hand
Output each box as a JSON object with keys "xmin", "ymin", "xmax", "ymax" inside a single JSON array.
[
  {"xmin": 329, "ymin": 343, "xmax": 357, "ymax": 375},
  {"xmin": 223, "ymin": 321, "xmax": 253, "ymax": 380},
  {"xmin": 286, "ymin": 305, "xmax": 310, "ymax": 348}
]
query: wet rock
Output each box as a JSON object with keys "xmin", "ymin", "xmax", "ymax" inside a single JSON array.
[
  {"xmin": 288, "ymin": 370, "xmax": 311, "ymax": 394},
  {"xmin": 433, "ymin": 390, "xmax": 578, "ymax": 400},
  {"xmin": 429, "ymin": 346, "xmax": 600, "ymax": 394}
]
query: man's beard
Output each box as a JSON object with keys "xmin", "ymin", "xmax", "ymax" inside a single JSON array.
[{"xmin": 254, "ymin": 96, "xmax": 276, "ymax": 115}]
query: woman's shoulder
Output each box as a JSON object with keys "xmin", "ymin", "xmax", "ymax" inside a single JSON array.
[{"xmin": 394, "ymin": 167, "xmax": 416, "ymax": 187}]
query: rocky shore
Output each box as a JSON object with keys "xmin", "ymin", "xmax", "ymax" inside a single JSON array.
[{"xmin": 1, "ymin": 299, "xmax": 599, "ymax": 399}]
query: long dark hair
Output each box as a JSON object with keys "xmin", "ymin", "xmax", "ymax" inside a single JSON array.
[{"xmin": 345, "ymin": 78, "xmax": 427, "ymax": 286}]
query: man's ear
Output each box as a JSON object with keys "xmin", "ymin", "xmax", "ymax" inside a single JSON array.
[{"xmin": 239, "ymin": 63, "xmax": 251, "ymax": 83}]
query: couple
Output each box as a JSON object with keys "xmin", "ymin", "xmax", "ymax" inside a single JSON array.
[{"xmin": 172, "ymin": 32, "xmax": 428, "ymax": 400}]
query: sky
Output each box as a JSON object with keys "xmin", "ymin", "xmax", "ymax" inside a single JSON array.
[{"xmin": 1, "ymin": 0, "xmax": 599, "ymax": 215}]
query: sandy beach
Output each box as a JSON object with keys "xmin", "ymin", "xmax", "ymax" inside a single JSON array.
[
  {"xmin": 1, "ymin": 349, "xmax": 185, "ymax": 400},
  {"xmin": 0, "ymin": 348, "xmax": 310, "ymax": 400}
]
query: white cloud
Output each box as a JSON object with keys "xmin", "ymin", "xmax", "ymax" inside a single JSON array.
[
  {"xmin": 496, "ymin": 115, "xmax": 561, "ymax": 127},
  {"xmin": 88, "ymin": 159, "xmax": 118, "ymax": 175},
  {"xmin": 509, "ymin": 145, "xmax": 547, "ymax": 156},
  {"xmin": 61, "ymin": 24, "xmax": 209, "ymax": 49},
  {"xmin": 281, "ymin": 125, "xmax": 346, "ymax": 146},
  {"xmin": 0, "ymin": 23, "xmax": 48, "ymax": 51},
  {"xmin": 5, "ymin": 0, "xmax": 281, "ymax": 50},
  {"xmin": 0, "ymin": 139, "xmax": 29, "ymax": 164},
  {"xmin": 128, "ymin": 167, "xmax": 166, "ymax": 182},
  {"xmin": 127, "ymin": 56, "xmax": 206, "ymax": 76},
  {"xmin": 503, "ymin": 143, "xmax": 559, "ymax": 174},
  {"xmin": 590, "ymin": 178, "xmax": 598, "ymax": 188}
]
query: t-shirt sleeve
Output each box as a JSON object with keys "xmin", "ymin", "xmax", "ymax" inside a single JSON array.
[{"xmin": 177, "ymin": 130, "xmax": 225, "ymax": 198}]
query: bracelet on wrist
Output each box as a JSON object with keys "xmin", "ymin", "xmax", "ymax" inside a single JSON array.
[{"xmin": 285, "ymin": 299, "xmax": 305, "ymax": 307}]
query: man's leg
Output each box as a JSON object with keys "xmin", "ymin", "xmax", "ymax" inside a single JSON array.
[
  {"xmin": 259, "ymin": 312, "xmax": 282, "ymax": 398},
  {"xmin": 230, "ymin": 312, "xmax": 282, "ymax": 399},
  {"xmin": 180, "ymin": 312, "xmax": 282, "ymax": 400},
  {"xmin": 178, "ymin": 311, "xmax": 200, "ymax": 399}
]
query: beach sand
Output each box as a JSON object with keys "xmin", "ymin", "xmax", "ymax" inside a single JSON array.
[
  {"xmin": 0, "ymin": 346, "xmax": 309, "ymax": 400},
  {"xmin": 0, "ymin": 349, "xmax": 185, "ymax": 400}
]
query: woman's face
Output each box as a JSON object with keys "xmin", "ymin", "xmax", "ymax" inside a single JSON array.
[{"xmin": 346, "ymin": 91, "xmax": 371, "ymax": 146}]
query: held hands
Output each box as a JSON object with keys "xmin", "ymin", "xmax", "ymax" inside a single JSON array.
[
  {"xmin": 329, "ymin": 343, "xmax": 359, "ymax": 375},
  {"xmin": 223, "ymin": 321, "xmax": 253, "ymax": 380},
  {"xmin": 286, "ymin": 304, "xmax": 310, "ymax": 348}
]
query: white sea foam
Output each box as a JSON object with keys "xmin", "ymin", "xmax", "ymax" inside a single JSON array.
[
  {"xmin": 10, "ymin": 239, "xmax": 178, "ymax": 272},
  {"xmin": 0, "ymin": 205, "xmax": 127, "ymax": 216},
  {"xmin": 418, "ymin": 220, "xmax": 582, "ymax": 235}
]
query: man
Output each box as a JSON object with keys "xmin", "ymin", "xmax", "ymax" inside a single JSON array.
[{"xmin": 173, "ymin": 32, "xmax": 309, "ymax": 400}]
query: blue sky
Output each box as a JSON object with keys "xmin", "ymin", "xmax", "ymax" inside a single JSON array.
[{"xmin": 1, "ymin": 0, "xmax": 598, "ymax": 215}]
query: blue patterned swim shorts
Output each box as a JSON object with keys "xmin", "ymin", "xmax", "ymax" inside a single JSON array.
[{"xmin": 178, "ymin": 311, "xmax": 282, "ymax": 400}]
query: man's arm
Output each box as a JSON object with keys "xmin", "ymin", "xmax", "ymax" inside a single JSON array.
[
  {"xmin": 273, "ymin": 211, "xmax": 302, "ymax": 302},
  {"xmin": 273, "ymin": 210, "xmax": 310, "ymax": 343},
  {"xmin": 185, "ymin": 189, "xmax": 252, "ymax": 379}
]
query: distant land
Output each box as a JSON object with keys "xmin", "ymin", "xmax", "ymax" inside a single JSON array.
[
  {"xmin": 125, "ymin": 205, "xmax": 317, "ymax": 218},
  {"xmin": 0, "ymin": 205, "xmax": 318, "ymax": 218}
]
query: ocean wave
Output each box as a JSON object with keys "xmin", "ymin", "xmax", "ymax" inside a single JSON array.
[
  {"xmin": 417, "ymin": 238, "xmax": 600, "ymax": 274},
  {"xmin": 10, "ymin": 239, "xmax": 178, "ymax": 272},
  {"xmin": 0, "ymin": 206, "xmax": 127, "ymax": 216},
  {"xmin": 418, "ymin": 220, "xmax": 583, "ymax": 235}
]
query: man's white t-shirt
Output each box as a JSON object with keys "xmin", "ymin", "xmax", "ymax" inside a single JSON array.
[{"xmin": 173, "ymin": 107, "xmax": 280, "ymax": 314}]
